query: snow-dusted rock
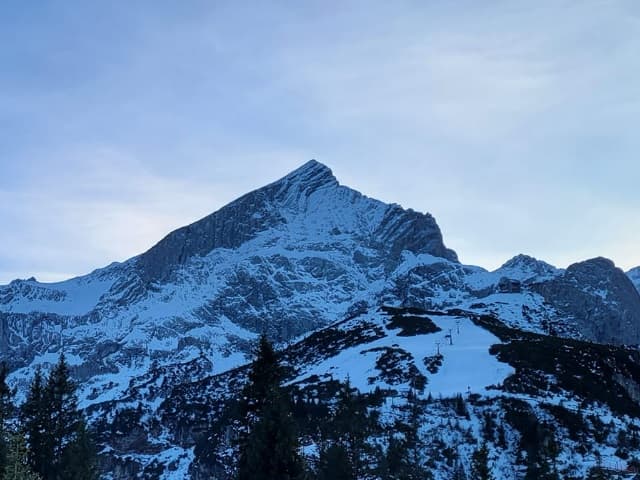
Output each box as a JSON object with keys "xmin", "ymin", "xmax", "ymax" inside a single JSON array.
[
  {"xmin": 533, "ymin": 257, "xmax": 640, "ymax": 345},
  {"xmin": 2, "ymin": 161, "xmax": 640, "ymax": 478},
  {"xmin": 628, "ymin": 266, "xmax": 640, "ymax": 293}
]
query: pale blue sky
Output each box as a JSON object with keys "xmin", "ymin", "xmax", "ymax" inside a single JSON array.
[{"xmin": 1, "ymin": 1, "xmax": 639, "ymax": 283}]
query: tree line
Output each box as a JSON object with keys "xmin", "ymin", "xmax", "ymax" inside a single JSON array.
[
  {"xmin": 0, "ymin": 355, "xmax": 96, "ymax": 480},
  {"xmin": 230, "ymin": 335, "xmax": 495, "ymax": 480},
  {"xmin": 225, "ymin": 335, "xmax": 622, "ymax": 480}
]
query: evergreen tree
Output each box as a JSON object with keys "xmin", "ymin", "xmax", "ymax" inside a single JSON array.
[
  {"xmin": 380, "ymin": 390, "xmax": 431, "ymax": 480},
  {"xmin": 61, "ymin": 420, "xmax": 97, "ymax": 480},
  {"xmin": 21, "ymin": 355, "xmax": 96, "ymax": 480},
  {"xmin": 470, "ymin": 443, "xmax": 493, "ymax": 480},
  {"xmin": 236, "ymin": 335, "xmax": 306, "ymax": 480},
  {"xmin": 330, "ymin": 379, "xmax": 374, "ymax": 478},
  {"xmin": 0, "ymin": 363, "xmax": 13, "ymax": 473},
  {"xmin": 20, "ymin": 368, "xmax": 49, "ymax": 479},
  {"xmin": 454, "ymin": 394, "xmax": 469, "ymax": 419},
  {"xmin": 523, "ymin": 425, "xmax": 560, "ymax": 480},
  {"xmin": 240, "ymin": 335, "xmax": 284, "ymax": 422},
  {"xmin": 317, "ymin": 444, "xmax": 354, "ymax": 480},
  {"xmin": 403, "ymin": 389, "xmax": 429, "ymax": 479},
  {"xmin": 380, "ymin": 434, "xmax": 406, "ymax": 480},
  {"xmin": 481, "ymin": 412, "xmax": 496, "ymax": 442},
  {"xmin": 543, "ymin": 433, "xmax": 561, "ymax": 480},
  {"xmin": 2, "ymin": 433, "xmax": 40, "ymax": 480},
  {"xmin": 0, "ymin": 364, "xmax": 12, "ymax": 424},
  {"xmin": 46, "ymin": 353, "xmax": 81, "ymax": 470}
]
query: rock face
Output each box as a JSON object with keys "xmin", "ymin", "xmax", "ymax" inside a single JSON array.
[
  {"xmin": 2, "ymin": 163, "xmax": 636, "ymax": 392},
  {"xmin": 628, "ymin": 267, "xmax": 640, "ymax": 293},
  {"xmin": 533, "ymin": 258, "xmax": 640, "ymax": 345},
  {"xmin": 0, "ymin": 160, "xmax": 458, "ymax": 393},
  {"xmin": 135, "ymin": 160, "xmax": 457, "ymax": 284}
]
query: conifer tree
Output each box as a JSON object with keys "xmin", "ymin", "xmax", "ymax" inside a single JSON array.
[
  {"xmin": 543, "ymin": 432, "xmax": 561, "ymax": 480},
  {"xmin": 61, "ymin": 420, "xmax": 97, "ymax": 480},
  {"xmin": 22, "ymin": 355, "xmax": 96, "ymax": 480},
  {"xmin": 523, "ymin": 426, "xmax": 560, "ymax": 480},
  {"xmin": 330, "ymin": 379, "xmax": 373, "ymax": 478},
  {"xmin": 454, "ymin": 394, "xmax": 469, "ymax": 419},
  {"xmin": 20, "ymin": 368, "xmax": 49, "ymax": 479},
  {"xmin": 46, "ymin": 353, "xmax": 81, "ymax": 466},
  {"xmin": 317, "ymin": 443, "xmax": 354, "ymax": 480},
  {"xmin": 2, "ymin": 433, "xmax": 40, "ymax": 480},
  {"xmin": 241, "ymin": 335, "xmax": 283, "ymax": 422},
  {"xmin": 0, "ymin": 363, "xmax": 13, "ymax": 473},
  {"xmin": 236, "ymin": 335, "xmax": 306, "ymax": 480},
  {"xmin": 380, "ymin": 390, "xmax": 431, "ymax": 480},
  {"xmin": 403, "ymin": 389, "xmax": 429, "ymax": 479},
  {"xmin": 470, "ymin": 443, "xmax": 493, "ymax": 480}
]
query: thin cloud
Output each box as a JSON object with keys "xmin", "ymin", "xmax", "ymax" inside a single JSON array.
[{"xmin": 1, "ymin": 0, "xmax": 639, "ymax": 282}]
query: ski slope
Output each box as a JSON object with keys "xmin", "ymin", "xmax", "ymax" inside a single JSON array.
[{"xmin": 292, "ymin": 313, "xmax": 514, "ymax": 398}]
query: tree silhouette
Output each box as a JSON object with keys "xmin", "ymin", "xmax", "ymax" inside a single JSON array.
[{"xmin": 236, "ymin": 335, "xmax": 306, "ymax": 480}]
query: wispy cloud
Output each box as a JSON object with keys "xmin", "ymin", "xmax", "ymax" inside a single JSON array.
[{"xmin": 1, "ymin": 0, "xmax": 639, "ymax": 283}]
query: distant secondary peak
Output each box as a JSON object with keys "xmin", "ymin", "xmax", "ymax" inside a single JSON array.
[
  {"xmin": 500, "ymin": 254, "xmax": 542, "ymax": 269},
  {"xmin": 499, "ymin": 254, "xmax": 559, "ymax": 272},
  {"xmin": 494, "ymin": 254, "xmax": 560, "ymax": 282},
  {"xmin": 569, "ymin": 257, "xmax": 616, "ymax": 271}
]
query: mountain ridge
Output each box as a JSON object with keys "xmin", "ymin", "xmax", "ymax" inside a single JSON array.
[
  {"xmin": 0, "ymin": 161, "xmax": 460, "ymax": 383},
  {"xmin": 2, "ymin": 160, "xmax": 640, "ymax": 479}
]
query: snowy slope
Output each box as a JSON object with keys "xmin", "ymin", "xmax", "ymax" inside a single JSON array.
[
  {"xmin": 291, "ymin": 311, "xmax": 514, "ymax": 397},
  {"xmin": 0, "ymin": 161, "xmax": 458, "ymax": 404},
  {"xmin": 2, "ymin": 160, "xmax": 640, "ymax": 479},
  {"xmin": 2, "ymin": 162, "xmax": 637, "ymax": 409},
  {"xmin": 0, "ymin": 268, "xmax": 117, "ymax": 316},
  {"xmin": 90, "ymin": 305, "xmax": 640, "ymax": 479}
]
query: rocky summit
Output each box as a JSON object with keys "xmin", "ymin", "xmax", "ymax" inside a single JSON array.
[{"xmin": 2, "ymin": 161, "xmax": 640, "ymax": 479}]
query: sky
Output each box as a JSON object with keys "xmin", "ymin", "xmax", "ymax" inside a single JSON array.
[{"xmin": 1, "ymin": 0, "xmax": 639, "ymax": 284}]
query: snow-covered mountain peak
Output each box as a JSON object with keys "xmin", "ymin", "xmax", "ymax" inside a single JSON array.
[
  {"xmin": 273, "ymin": 159, "xmax": 337, "ymax": 193},
  {"xmin": 500, "ymin": 254, "xmax": 546, "ymax": 270},
  {"xmin": 134, "ymin": 161, "xmax": 457, "ymax": 283},
  {"xmin": 1, "ymin": 160, "xmax": 459, "ymax": 388},
  {"xmin": 4, "ymin": 162, "xmax": 640, "ymax": 478}
]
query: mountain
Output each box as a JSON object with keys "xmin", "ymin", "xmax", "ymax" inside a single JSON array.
[
  {"xmin": 91, "ymin": 305, "xmax": 640, "ymax": 479},
  {"xmin": 0, "ymin": 160, "xmax": 458, "ymax": 394},
  {"xmin": 2, "ymin": 160, "xmax": 640, "ymax": 479},
  {"xmin": 629, "ymin": 266, "xmax": 640, "ymax": 293},
  {"xmin": 534, "ymin": 257, "xmax": 640, "ymax": 345},
  {"xmin": 495, "ymin": 254, "xmax": 561, "ymax": 282}
]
